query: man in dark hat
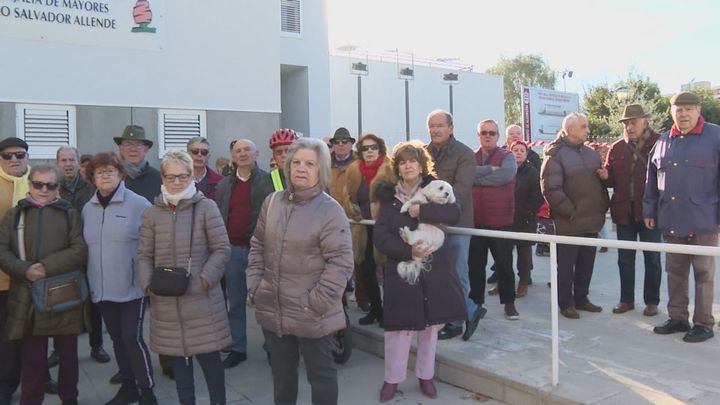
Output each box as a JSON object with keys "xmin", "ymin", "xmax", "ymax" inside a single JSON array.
[
  {"xmin": 114, "ymin": 125, "xmax": 162, "ymax": 203},
  {"xmin": 0, "ymin": 137, "xmax": 29, "ymax": 404},
  {"xmin": 598, "ymin": 104, "xmax": 661, "ymax": 317},
  {"xmin": 644, "ymin": 91, "xmax": 720, "ymax": 343}
]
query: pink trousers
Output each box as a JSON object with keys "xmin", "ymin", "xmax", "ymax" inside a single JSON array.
[{"xmin": 384, "ymin": 325, "xmax": 439, "ymax": 384}]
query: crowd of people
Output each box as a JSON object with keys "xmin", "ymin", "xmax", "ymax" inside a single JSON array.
[{"xmin": 0, "ymin": 90, "xmax": 718, "ymax": 405}]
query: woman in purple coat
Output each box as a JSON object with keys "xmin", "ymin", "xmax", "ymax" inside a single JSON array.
[{"xmin": 373, "ymin": 142, "xmax": 466, "ymax": 402}]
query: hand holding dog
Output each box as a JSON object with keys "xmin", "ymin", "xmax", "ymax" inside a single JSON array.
[
  {"xmin": 408, "ymin": 204, "xmax": 420, "ymax": 218},
  {"xmin": 412, "ymin": 241, "xmax": 433, "ymax": 260}
]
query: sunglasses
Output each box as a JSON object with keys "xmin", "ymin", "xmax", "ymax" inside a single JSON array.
[
  {"xmin": 30, "ymin": 181, "xmax": 59, "ymax": 191},
  {"xmin": 360, "ymin": 144, "xmax": 380, "ymax": 152},
  {"xmin": 332, "ymin": 139, "xmax": 352, "ymax": 145},
  {"xmin": 0, "ymin": 151, "xmax": 28, "ymax": 160},
  {"xmin": 189, "ymin": 148, "xmax": 209, "ymax": 156},
  {"xmin": 163, "ymin": 174, "xmax": 191, "ymax": 182},
  {"xmin": 479, "ymin": 131, "xmax": 498, "ymax": 137}
]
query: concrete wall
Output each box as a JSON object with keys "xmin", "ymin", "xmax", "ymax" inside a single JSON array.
[
  {"xmin": 280, "ymin": 0, "xmax": 331, "ymax": 137},
  {"xmin": 0, "ymin": 102, "xmax": 279, "ymax": 169},
  {"xmin": 330, "ymin": 56, "xmax": 505, "ymax": 150},
  {"xmin": 280, "ymin": 65, "xmax": 310, "ymax": 136}
]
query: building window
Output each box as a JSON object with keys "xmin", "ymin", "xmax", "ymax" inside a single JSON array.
[
  {"xmin": 281, "ymin": 0, "xmax": 301, "ymax": 36},
  {"xmin": 157, "ymin": 109, "xmax": 207, "ymax": 158},
  {"xmin": 15, "ymin": 104, "xmax": 77, "ymax": 159}
]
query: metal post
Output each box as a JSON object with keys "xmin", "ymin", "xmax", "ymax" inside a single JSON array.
[
  {"xmin": 357, "ymin": 75, "xmax": 363, "ymax": 135},
  {"xmin": 449, "ymin": 84, "xmax": 454, "ymax": 115},
  {"xmin": 550, "ymin": 241, "xmax": 559, "ymax": 387},
  {"xmin": 405, "ymin": 79, "xmax": 410, "ymax": 141}
]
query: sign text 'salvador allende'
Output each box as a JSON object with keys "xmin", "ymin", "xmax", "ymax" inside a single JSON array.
[{"xmin": 0, "ymin": 0, "xmax": 117, "ymax": 29}]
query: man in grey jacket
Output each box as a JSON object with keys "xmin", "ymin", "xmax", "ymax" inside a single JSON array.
[
  {"xmin": 425, "ymin": 109, "xmax": 484, "ymax": 341},
  {"xmin": 644, "ymin": 91, "xmax": 720, "ymax": 343}
]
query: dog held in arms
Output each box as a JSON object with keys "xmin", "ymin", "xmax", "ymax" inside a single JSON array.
[{"xmin": 398, "ymin": 180, "xmax": 456, "ymax": 284}]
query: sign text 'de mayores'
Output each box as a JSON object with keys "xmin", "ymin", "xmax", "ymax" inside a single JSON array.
[{"xmin": 0, "ymin": 0, "xmax": 117, "ymax": 29}]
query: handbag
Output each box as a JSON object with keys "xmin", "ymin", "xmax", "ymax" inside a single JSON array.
[
  {"xmin": 148, "ymin": 203, "xmax": 196, "ymax": 296},
  {"xmin": 18, "ymin": 211, "xmax": 88, "ymax": 313}
]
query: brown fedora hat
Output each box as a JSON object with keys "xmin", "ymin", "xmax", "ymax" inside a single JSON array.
[
  {"xmin": 618, "ymin": 104, "xmax": 649, "ymax": 123},
  {"xmin": 113, "ymin": 125, "xmax": 153, "ymax": 148}
]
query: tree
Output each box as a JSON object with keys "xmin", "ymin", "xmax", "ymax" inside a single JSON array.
[
  {"xmin": 485, "ymin": 54, "xmax": 557, "ymax": 126},
  {"xmin": 583, "ymin": 75, "xmax": 669, "ymax": 141}
]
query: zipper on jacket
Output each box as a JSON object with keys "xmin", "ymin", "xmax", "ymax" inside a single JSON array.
[
  {"xmin": 274, "ymin": 202, "xmax": 291, "ymax": 336},
  {"xmin": 99, "ymin": 208, "xmax": 106, "ymax": 301},
  {"xmin": 172, "ymin": 207, "xmax": 189, "ymax": 356}
]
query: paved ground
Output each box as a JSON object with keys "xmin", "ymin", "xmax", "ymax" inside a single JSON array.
[
  {"xmin": 351, "ymin": 219, "xmax": 720, "ymax": 404},
  {"xmin": 18, "ymin": 308, "xmax": 502, "ymax": 404}
]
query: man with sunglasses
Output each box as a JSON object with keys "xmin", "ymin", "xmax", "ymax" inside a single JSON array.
[
  {"xmin": 0, "ymin": 137, "xmax": 29, "ymax": 405},
  {"xmin": 186, "ymin": 137, "xmax": 223, "ymax": 201},
  {"xmin": 468, "ymin": 120, "xmax": 520, "ymax": 321}
]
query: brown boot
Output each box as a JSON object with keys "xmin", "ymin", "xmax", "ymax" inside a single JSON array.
[
  {"xmin": 418, "ymin": 378, "xmax": 437, "ymax": 399},
  {"xmin": 379, "ymin": 382, "xmax": 397, "ymax": 402}
]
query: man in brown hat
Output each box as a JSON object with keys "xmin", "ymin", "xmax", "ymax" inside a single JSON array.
[
  {"xmin": 598, "ymin": 104, "xmax": 661, "ymax": 316},
  {"xmin": 644, "ymin": 91, "xmax": 720, "ymax": 343},
  {"xmin": 114, "ymin": 125, "xmax": 162, "ymax": 203}
]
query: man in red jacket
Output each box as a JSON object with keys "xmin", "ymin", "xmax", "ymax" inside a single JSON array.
[
  {"xmin": 468, "ymin": 120, "xmax": 519, "ymax": 321},
  {"xmin": 598, "ymin": 105, "xmax": 661, "ymax": 317}
]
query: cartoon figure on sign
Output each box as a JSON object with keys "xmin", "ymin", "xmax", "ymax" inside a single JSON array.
[{"xmin": 131, "ymin": 0, "xmax": 157, "ymax": 33}]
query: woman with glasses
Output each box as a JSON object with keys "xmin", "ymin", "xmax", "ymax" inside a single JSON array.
[
  {"xmin": 0, "ymin": 163, "xmax": 88, "ymax": 405},
  {"xmin": 82, "ymin": 152, "xmax": 158, "ymax": 404},
  {"xmin": 137, "ymin": 150, "xmax": 231, "ymax": 405},
  {"xmin": 342, "ymin": 134, "xmax": 396, "ymax": 327}
]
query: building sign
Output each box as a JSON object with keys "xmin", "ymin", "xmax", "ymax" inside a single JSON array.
[
  {"xmin": 522, "ymin": 86, "xmax": 580, "ymax": 144},
  {"xmin": 0, "ymin": 0, "xmax": 165, "ymax": 49}
]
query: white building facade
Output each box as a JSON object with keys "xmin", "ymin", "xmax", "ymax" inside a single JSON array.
[{"xmin": 0, "ymin": 0, "xmax": 331, "ymax": 167}]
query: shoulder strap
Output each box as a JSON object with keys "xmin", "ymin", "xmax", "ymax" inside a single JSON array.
[
  {"xmin": 17, "ymin": 211, "xmax": 26, "ymax": 261},
  {"xmin": 187, "ymin": 203, "xmax": 197, "ymax": 269}
]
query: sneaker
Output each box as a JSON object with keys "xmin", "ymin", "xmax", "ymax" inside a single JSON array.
[
  {"xmin": 223, "ymin": 351, "xmax": 247, "ymax": 368},
  {"xmin": 653, "ymin": 319, "xmax": 690, "ymax": 335},
  {"xmin": 683, "ymin": 325, "xmax": 714, "ymax": 343},
  {"xmin": 91, "ymin": 346, "xmax": 111, "ymax": 363},
  {"xmin": 47, "ymin": 349, "xmax": 60, "ymax": 368},
  {"xmin": 45, "ymin": 377, "xmax": 58, "ymax": 395},
  {"xmin": 504, "ymin": 303, "xmax": 520, "ymax": 320},
  {"xmin": 437, "ymin": 325, "xmax": 462, "ymax": 340}
]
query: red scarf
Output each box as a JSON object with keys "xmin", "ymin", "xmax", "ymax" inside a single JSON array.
[
  {"xmin": 358, "ymin": 155, "xmax": 385, "ymax": 185},
  {"xmin": 670, "ymin": 116, "xmax": 705, "ymax": 137}
]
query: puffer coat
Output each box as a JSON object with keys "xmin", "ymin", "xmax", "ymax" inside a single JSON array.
[
  {"xmin": 136, "ymin": 192, "xmax": 231, "ymax": 357},
  {"xmin": 541, "ymin": 133, "xmax": 609, "ymax": 236},
  {"xmin": 247, "ymin": 185, "xmax": 353, "ymax": 339},
  {"xmin": 0, "ymin": 199, "xmax": 88, "ymax": 340}
]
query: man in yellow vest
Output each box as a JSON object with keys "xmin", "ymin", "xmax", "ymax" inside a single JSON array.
[
  {"xmin": 0, "ymin": 137, "xmax": 30, "ymax": 404},
  {"xmin": 266, "ymin": 129, "xmax": 299, "ymax": 191}
]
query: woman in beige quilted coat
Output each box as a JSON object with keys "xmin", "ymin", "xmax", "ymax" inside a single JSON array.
[{"xmin": 137, "ymin": 150, "xmax": 231, "ymax": 405}]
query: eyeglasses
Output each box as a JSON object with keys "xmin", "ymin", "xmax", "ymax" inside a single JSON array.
[
  {"xmin": 120, "ymin": 141, "xmax": 147, "ymax": 149},
  {"xmin": 479, "ymin": 131, "xmax": 498, "ymax": 137},
  {"xmin": 30, "ymin": 181, "xmax": 59, "ymax": 191},
  {"xmin": 360, "ymin": 144, "xmax": 380, "ymax": 152},
  {"xmin": 96, "ymin": 169, "xmax": 118, "ymax": 177},
  {"xmin": 332, "ymin": 139, "xmax": 352, "ymax": 145},
  {"xmin": 0, "ymin": 151, "xmax": 27, "ymax": 160},
  {"xmin": 163, "ymin": 174, "xmax": 191, "ymax": 182},
  {"xmin": 189, "ymin": 148, "xmax": 209, "ymax": 156}
]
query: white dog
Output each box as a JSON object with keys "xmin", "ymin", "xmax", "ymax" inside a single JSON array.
[{"xmin": 397, "ymin": 180, "xmax": 456, "ymax": 285}]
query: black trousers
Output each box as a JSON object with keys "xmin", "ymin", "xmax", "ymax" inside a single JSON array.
[
  {"xmin": 88, "ymin": 302, "xmax": 104, "ymax": 348},
  {"xmin": 468, "ymin": 227, "xmax": 516, "ymax": 305},
  {"xmin": 263, "ymin": 329, "xmax": 337, "ymax": 405},
  {"xmin": 0, "ymin": 291, "xmax": 20, "ymax": 399},
  {"xmin": 556, "ymin": 234, "xmax": 598, "ymax": 309},
  {"xmin": 97, "ymin": 298, "xmax": 154, "ymax": 389},
  {"xmin": 172, "ymin": 352, "xmax": 225, "ymax": 405},
  {"xmin": 362, "ymin": 226, "xmax": 382, "ymax": 319}
]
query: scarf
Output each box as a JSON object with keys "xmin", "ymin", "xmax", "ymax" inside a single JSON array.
[
  {"xmin": 358, "ymin": 155, "xmax": 384, "ymax": 185},
  {"xmin": 24, "ymin": 193, "xmax": 59, "ymax": 208},
  {"xmin": 123, "ymin": 160, "xmax": 147, "ymax": 180},
  {"xmin": 0, "ymin": 166, "xmax": 31, "ymax": 207},
  {"xmin": 332, "ymin": 153, "xmax": 352, "ymax": 170},
  {"xmin": 394, "ymin": 180, "xmax": 422, "ymax": 204},
  {"xmin": 670, "ymin": 116, "xmax": 705, "ymax": 137},
  {"xmin": 161, "ymin": 181, "xmax": 197, "ymax": 207},
  {"xmin": 62, "ymin": 174, "xmax": 80, "ymax": 194}
]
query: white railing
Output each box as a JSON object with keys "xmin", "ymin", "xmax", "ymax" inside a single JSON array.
[{"xmin": 354, "ymin": 219, "xmax": 720, "ymax": 387}]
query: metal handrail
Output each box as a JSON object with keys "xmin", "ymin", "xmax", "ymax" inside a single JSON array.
[{"xmin": 353, "ymin": 219, "xmax": 720, "ymax": 386}]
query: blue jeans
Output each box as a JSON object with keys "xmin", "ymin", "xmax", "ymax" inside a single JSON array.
[
  {"xmin": 448, "ymin": 235, "xmax": 475, "ymax": 327},
  {"xmin": 225, "ymin": 245, "xmax": 249, "ymax": 353},
  {"xmin": 616, "ymin": 219, "xmax": 662, "ymax": 305}
]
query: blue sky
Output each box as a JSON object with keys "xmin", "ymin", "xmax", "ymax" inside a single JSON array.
[{"xmin": 327, "ymin": 0, "xmax": 719, "ymax": 96}]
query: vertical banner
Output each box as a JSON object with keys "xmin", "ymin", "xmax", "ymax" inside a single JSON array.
[{"xmin": 0, "ymin": 0, "xmax": 165, "ymax": 50}]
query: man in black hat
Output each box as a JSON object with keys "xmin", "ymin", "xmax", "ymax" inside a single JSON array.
[
  {"xmin": 598, "ymin": 104, "xmax": 661, "ymax": 317},
  {"xmin": 328, "ymin": 127, "xmax": 356, "ymax": 202},
  {"xmin": 114, "ymin": 125, "xmax": 162, "ymax": 203},
  {"xmin": 644, "ymin": 91, "xmax": 720, "ymax": 343}
]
